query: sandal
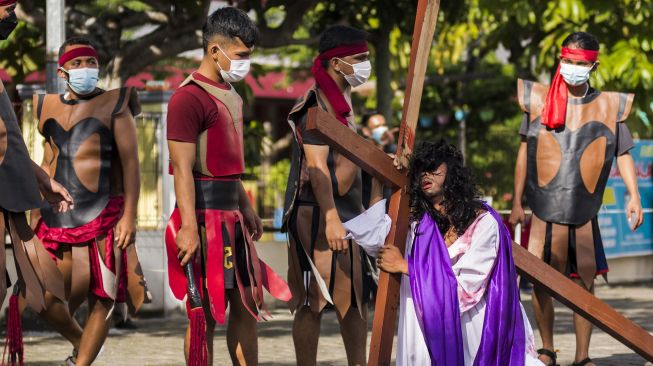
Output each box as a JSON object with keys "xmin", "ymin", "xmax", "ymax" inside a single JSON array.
[
  {"xmin": 537, "ymin": 348, "xmax": 559, "ymax": 366},
  {"xmin": 572, "ymin": 358, "xmax": 594, "ymax": 366}
]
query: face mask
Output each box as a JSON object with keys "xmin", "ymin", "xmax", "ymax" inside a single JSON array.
[
  {"xmin": 559, "ymin": 62, "xmax": 593, "ymax": 86},
  {"xmin": 62, "ymin": 67, "xmax": 99, "ymax": 95},
  {"xmin": 0, "ymin": 11, "xmax": 18, "ymax": 40},
  {"xmin": 338, "ymin": 59, "xmax": 372, "ymax": 88},
  {"xmin": 371, "ymin": 125, "xmax": 388, "ymax": 144},
  {"xmin": 216, "ymin": 44, "xmax": 250, "ymax": 83}
]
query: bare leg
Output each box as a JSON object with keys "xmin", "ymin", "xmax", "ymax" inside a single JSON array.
[
  {"xmin": 337, "ymin": 307, "xmax": 367, "ymax": 366},
  {"xmin": 184, "ymin": 290, "xmax": 216, "ymax": 366},
  {"xmin": 25, "ymin": 247, "xmax": 83, "ymax": 351},
  {"xmin": 38, "ymin": 293, "xmax": 83, "ymax": 350},
  {"xmin": 532, "ymin": 285, "xmax": 555, "ymax": 365},
  {"xmin": 573, "ymin": 279, "xmax": 595, "ymax": 366},
  {"xmin": 226, "ymin": 288, "xmax": 258, "ymax": 365},
  {"xmin": 292, "ymin": 306, "xmax": 322, "ymax": 366},
  {"xmin": 74, "ymin": 295, "xmax": 113, "ymax": 366}
]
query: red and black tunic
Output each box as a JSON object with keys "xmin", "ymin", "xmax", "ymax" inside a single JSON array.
[{"xmin": 165, "ymin": 72, "xmax": 290, "ymax": 324}]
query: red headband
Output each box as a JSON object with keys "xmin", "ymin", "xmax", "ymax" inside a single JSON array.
[
  {"xmin": 311, "ymin": 43, "xmax": 369, "ymax": 125},
  {"xmin": 540, "ymin": 47, "xmax": 599, "ymax": 129},
  {"xmin": 0, "ymin": 0, "xmax": 17, "ymax": 6},
  {"xmin": 560, "ymin": 47, "xmax": 599, "ymax": 62},
  {"xmin": 58, "ymin": 46, "xmax": 98, "ymax": 67}
]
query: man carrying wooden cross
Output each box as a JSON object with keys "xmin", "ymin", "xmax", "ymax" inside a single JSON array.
[
  {"xmin": 509, "ymin": 31, "xmax": 643, "ymax": 366},
  {"xmin": 375, "ymin": 140, "xmax": 543, "ymax": 366},
  {"xmin": 304, "ymin": 2, "xmax": 653, "ymax": 364},
  {"xmin": 282, "ymin": 25, "xmax": 382, "ymax": 365}
]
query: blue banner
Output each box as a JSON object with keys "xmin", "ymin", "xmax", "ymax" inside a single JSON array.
[{"xmin": 599, "ymin": 140, "xmax": 653, "ymax": 258}]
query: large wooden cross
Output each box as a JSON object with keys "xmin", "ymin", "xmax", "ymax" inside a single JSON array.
[{"xmin": 305, "ymin": 0, "xmax": 653, "ymax": 364}]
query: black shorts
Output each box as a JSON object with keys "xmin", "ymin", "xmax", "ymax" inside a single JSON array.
[{"xmin": 198, "ymin": 218, "xmax": 251, "ymax": 289}]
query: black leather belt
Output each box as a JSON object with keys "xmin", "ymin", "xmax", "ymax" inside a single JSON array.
[{"xmin": 194, "ymin": 179, "xmax": 240, "ymax": 211}]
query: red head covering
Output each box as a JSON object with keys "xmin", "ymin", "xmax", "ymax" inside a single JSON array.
[
  {"xmin": 0, "ymin": 0, "xmax": 17, "ymax": 6},
  {"xmin": 541, "ymin": 47, "xmax": 599, "ymax": 129},
  {"xmin": 58, "ymin": 46, "xmax": 99, "ymax": 67},
  {"xmin": 311, "ymin": 43, "xmax": 369, "ymax": 125}
]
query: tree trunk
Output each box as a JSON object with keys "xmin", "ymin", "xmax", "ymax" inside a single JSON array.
[{"xmin": 374, "ymin": 25, "xmax": 393, "ymax": 124}]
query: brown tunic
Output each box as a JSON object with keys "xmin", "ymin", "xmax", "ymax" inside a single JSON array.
[
  {"xmin": 283, "ymin": 86, "xmax": 369, "ymax": 317},
  {"xmin": 517, "ymin": 78, "xmax": 634, "ymax": 287},
  {"xmin": 0, "ymin": 80, "xmax": 41, "ymax": 212},
  {"xmin": 33, "ymin": 87, "xmax": 149, "ymax": 312},
  {"xmin": 0, "ymin": 80, "xmax": 64, "ymax": 311},
  {"xmin": 518, "ymin": 79, "xmax": 633, "ymax": 225},
  {"xmin": 34, "ymin": 88, "xmax": 140, "ymax": 228}
]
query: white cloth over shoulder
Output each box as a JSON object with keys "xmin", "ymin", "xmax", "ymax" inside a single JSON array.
[
  {"xmin": 342, "ymin": 199, "xmax": 391, "ymax": 258},
  {"xmin": 397, "ymin": 215, "xmax": 543, "ymax": 366}
]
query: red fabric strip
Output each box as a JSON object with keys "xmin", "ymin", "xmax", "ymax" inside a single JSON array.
[
  {"xmin": 541, "ymin": 64, "xmax": 567, "ymax": 129},
  {"xmin": 317, "ymin": 43, "xmax": 369, "ymax": 61},
  {"xmin": 165, "ymin": 209, "xmax": 188, "ymax": 301},
  {"xmin": 58, "ymin": 46, "xmax": 99, "ymax": 67},
  {"xmin": 204, "ymin": 210, "xmax": 226, "ymax": 324},
  {"xmin": 36, "ymin": 196, "xmax": 123, "ymax": 245},
  {"xmin": 227, "ymin": 213, "xmax": 260, "ymax": 320},
  {"xmin": 0, "ymin": 0, "xmax": 17, "ymax": 6},
  {"xmin": 311, "ymin": 43, "xmax": 369, "ymax": 126},
  {"xmin": 259, "ymin": 260, "xmax": 292, "ymax": 302},
  {"xmin": 35, "ymin": 197, "xmax": 126, "ymax": 301},
  {"xmin": 236, "ymin": 212, "xmax": 265, "ymax": 314}
]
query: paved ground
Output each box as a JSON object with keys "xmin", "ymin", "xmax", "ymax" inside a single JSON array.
[{"xmin": 9, "ymin": 282, "xmax": 653, "ymax": 365}]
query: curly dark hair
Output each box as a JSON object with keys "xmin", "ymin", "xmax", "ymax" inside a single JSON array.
[{"xmin": 408, "ymin": 139, "xmax": 484, "ymax": 236}]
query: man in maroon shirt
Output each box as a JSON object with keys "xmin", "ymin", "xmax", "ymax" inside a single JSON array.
[{"xmin": 166, "ymin": 7, "xmax": 289, "ymax": 366}]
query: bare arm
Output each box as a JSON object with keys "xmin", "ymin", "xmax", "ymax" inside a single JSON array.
[
  {"xmin": 509, "ymin": 139, "xmax": 527, "ymax": 225},
  {"xmin": 238, "ymin": 182, "xmax": 263, "ymax": 240},
  {"xmin": 113, "ymin": 112, "xmax": 140, "ymax": 249},
  {"xmin": 617, "ymin": 152, "xmax": 643, "ymax": 230},
  {"xmin": 369, "ymin": 177, "xmax": 384, "ymax": 207},
  {"xmin": 304, "ymin": 144, "xmax": 348, "ymax": 253},
  {"xmin": 30, "ymin": 142, "xmax": 73, "ymax": 219},
  {"xmin": 168, "ymin": 140, "xmax": 200, "ymax": 266},
  {"xmin": 377, "ymin": 245, "xmax": 408, "ymax": 275}
]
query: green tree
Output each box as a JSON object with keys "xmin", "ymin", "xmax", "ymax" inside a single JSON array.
[{"xmin": 407, "ymin": 0, "xmax": 653, "ymax": 207}]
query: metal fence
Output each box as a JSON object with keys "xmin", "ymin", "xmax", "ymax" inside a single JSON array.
[{"xmin": 135, "ymin": 111, "xmax": 164, "ymax": 229}]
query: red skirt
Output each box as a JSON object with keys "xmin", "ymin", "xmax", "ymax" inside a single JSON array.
[
  {"xmin": 35, "ymin": 196, "xmax": 128, "ymax": 302},
  {"xmin": 165, "ymin": 178, "xmax": 291, "ymax": 324}
]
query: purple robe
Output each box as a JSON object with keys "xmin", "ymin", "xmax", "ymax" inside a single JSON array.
[{"xmin": 408, "ymin": 204, "xmax": 526, "ymax": 366}]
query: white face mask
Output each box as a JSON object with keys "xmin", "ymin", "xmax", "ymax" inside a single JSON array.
[
  {"xmin": 61, "ymin": 67, "xmax": 99, "ymax": 95},
  {"xmin": 559, "ymin": 62, "xmax": 593, "ymax": 86},
  {"xmin": 338, "ymin": 59, "xmax": 372, "ymax": 88},
  {"xmin": 216, "ymin": 44, "xmax": 250, "ymax": 83}
]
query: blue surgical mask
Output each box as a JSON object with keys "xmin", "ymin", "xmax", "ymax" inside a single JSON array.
[
  {"xmin": 61, "ymin": 67, "xmax": 99, "ymax": 95},
  {"xmin": 372, "ymin": 125, "xmax": 388, "ymax": 144}
]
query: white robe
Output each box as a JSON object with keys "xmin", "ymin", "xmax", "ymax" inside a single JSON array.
[{"xmin": 396, "ymin": 214, "xmax": 544, "ymax": 366}]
